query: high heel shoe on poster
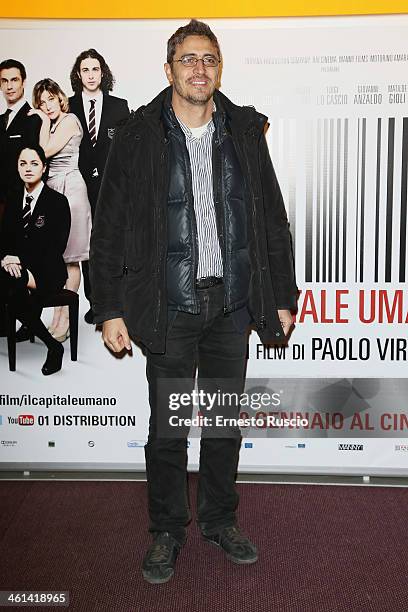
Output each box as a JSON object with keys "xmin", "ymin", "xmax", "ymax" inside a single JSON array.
[
  {"xmin": 41, "ymin": 343, "xmax": 64, "ymax": 376},
  {"xmin": 53, "ymin": 327, "xmax": 70, "ymax": 343}
]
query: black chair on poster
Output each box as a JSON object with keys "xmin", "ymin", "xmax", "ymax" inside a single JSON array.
[{"xmin": 4, "ymin": 288, "xmax": 79, "ymax": 372}]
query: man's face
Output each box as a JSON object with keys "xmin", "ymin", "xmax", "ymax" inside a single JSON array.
[
  {"xmin": 18, "ymin": 148, "xmax": 46, "ymax": 186},
  {"xmin": 164, "ymin": 35, "xmax": 220, "ymax": 106},
  {"xmin": 0, "ymin": 67, "xmax": 25, "ymax": 105},
  {"xmin": 78, "ymin": 57, "xmax": 102, "ymax": 94}
]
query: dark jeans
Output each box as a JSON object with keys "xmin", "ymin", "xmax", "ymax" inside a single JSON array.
[{"xmin": 144, "ymin": 284, "xmax": 248, "ymax": 544}]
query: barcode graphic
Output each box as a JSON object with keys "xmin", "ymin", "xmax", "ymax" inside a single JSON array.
[{"xmin": 268, "ymin": 117, "xmax": 408, "ymax": 284}]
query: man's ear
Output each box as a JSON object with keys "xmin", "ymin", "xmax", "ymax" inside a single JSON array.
[{"xmin": 164, "ymin": 63, "xmax": 173, "ymax": 85}]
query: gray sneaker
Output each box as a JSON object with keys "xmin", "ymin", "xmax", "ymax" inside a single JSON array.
[
  {"xmin": 203, "ymin": 526, "xmax": 258, "ymax": 564},
  {"xmin": 142, "ymin": 532, "xmax": 181, "ymax": 584}
]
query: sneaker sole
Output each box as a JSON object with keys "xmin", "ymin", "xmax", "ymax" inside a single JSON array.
[
  {"xmin": 204, "ymin": 538, "xmax": 258, "ymax": 564},
  {"xmin": 142, "ymin": 570, "xmax": 174, "ymax": 584}
]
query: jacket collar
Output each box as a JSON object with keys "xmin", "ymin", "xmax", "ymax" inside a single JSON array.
[
  {"xmin": 131, "ymin": 86, "xmax": 267, "ymax": 140},
  {"xmin": 161, "ymin": 88, "xmax": 228, "ymax": 145},
  {"xmin": 214, "ymin": 88, "xmax": 268, "ymax": 136},
  {"xmin": 17, "ymin": 182, "xmax": 48, "ymax": 230},
  {"xmin": 6, "ymin": 101, "xmax": 31, "ymax": 133}
]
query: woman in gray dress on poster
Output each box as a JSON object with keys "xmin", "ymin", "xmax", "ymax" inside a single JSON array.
[{"xmin": 29, "ymin": 78, "xmax": 92, "ymax": 341}]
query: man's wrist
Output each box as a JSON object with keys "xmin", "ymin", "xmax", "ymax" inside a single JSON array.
[{"xmin": 93, "ymin": 311, "xmax": 124, "ymax": 325}]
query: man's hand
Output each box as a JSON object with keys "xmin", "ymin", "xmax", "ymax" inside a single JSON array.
[
  {"xmin": 102, "ymin": 318, "xmax": 132, "ymax": 353},
  {"xmin": 1, "ymin": 255, "xmax": 22, "ymax": 278},
  {"xmin": 277, "ymin": 309, "xmax": 293, "ymax": 336}
]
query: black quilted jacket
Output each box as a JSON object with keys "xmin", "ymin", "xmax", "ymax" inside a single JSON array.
[{"xmin": 90, "ymin": 86, "xmax": 297, "ymax": 353}]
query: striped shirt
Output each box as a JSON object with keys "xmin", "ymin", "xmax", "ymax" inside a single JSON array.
[{"xmin": 176, "ymin": 114, "xmax": 223, "ymax": 279}]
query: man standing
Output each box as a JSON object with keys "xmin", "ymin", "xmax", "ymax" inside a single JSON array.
[
  {"xmin": 90, "ymin": 20, "xmax": 297, "ymax": 584},
  {"xmin": 0, "ymin": 59, "xmax": 41, "ymax": 208},
  {"xmin": 69, "ymin": 49, "xmax": 130, "ymax": 323}
]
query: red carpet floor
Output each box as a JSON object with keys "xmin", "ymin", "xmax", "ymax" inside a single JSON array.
[{"xmin": 1, "ymin": 478, "xmax": 408, "ymax": 612}]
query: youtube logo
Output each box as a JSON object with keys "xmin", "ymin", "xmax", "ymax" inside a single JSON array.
[{"xmin": 18, "ymin": 414, "xmax": 35, "ymax": 426}]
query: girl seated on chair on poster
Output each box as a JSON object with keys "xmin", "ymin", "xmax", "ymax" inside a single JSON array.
[{"xmin": 0, "ymin": 144, "xmax": 71, "ymax": 375}]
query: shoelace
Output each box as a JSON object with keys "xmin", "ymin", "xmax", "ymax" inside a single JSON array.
[
  {"xmin": 149, "ymin": 543, "xmax": 171, "ymax": 563},
  {"xmin": 223, "ymin": 526, "xmax": 246, "ymax": 543}
]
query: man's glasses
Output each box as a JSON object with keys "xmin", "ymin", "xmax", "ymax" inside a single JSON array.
[{"xmin": 173, "ymin": 55, "xmax": 220, "ymax": 68}]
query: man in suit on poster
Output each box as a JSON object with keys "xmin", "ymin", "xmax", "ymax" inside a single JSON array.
[
  {"xmin": 90, "ymin": 20, "xmax": 297, "ymax": 584},
  {"xmin": 0, "ymin": 59, "xmax": 41, "ymax": 336},
  {"xmin": 68, "ymin": 49, "xmax": 130, "ymax": 324},
  {"xmin": 0, "ymin": 59, "xmax": 41, "ymax": 211}
]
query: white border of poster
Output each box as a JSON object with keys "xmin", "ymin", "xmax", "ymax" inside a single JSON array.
[{"xmin": 1, "ymin": 15, "xmax": 407, "ymax": 475}]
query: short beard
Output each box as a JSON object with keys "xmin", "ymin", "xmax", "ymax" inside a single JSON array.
[{"xmin": 173, "ymin": 79, "xmax": 214, "ymax": 106}]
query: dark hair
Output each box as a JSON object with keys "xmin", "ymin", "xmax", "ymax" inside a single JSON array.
[
  {"xmin": 167, "ymin": 19, "xmax": 221, "ymax": 64},
  {"xmin": 18, "ymin": 143, "xmax": 47, "ymax": 167},
  {"xmin": 0, "ymin": 59, "xmax": 27, "ymax": 81},
  {"xmin": 70, "ymin": 49, "xmax": 115, "ymax": 94}
]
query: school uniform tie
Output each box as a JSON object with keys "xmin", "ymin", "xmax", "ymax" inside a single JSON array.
[
  {"xmin": 2, "ymin": 108, "xmax": 12, "ymax": 129},
  {"xmin": 88, "ymin": 99, "xmax": 97, "ymax": 147},
  {"xmin": 23, "ymin": 195, "xmax": 33, "ymax": 230}
]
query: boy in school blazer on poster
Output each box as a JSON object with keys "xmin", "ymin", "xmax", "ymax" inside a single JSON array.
[{"xmin": 68, "ymin": 49, "xmax": 130, "ymax": 324}]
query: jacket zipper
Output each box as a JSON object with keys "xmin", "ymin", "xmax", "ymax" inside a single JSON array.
[
  {"xmin": 184, "ymin": 137, "xmax": 200, "ymax": 313},
  {"xmin": 121, "ymin": 134, "xmax": 136, "ymax": 280},
  {"xmin": 243, "ymin": 130, "xmax": 266, "ymax": 329},
  {"xmin": 153, "ymin": 143, "xmax": 168, "ymax": 332},
  {"xmin": 153, "ymin": 205, "xmax": 161, "ymax": 332},
  {"xmin": 215, "ymin": 134, "xmax": 230, "ymax": 314}
]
